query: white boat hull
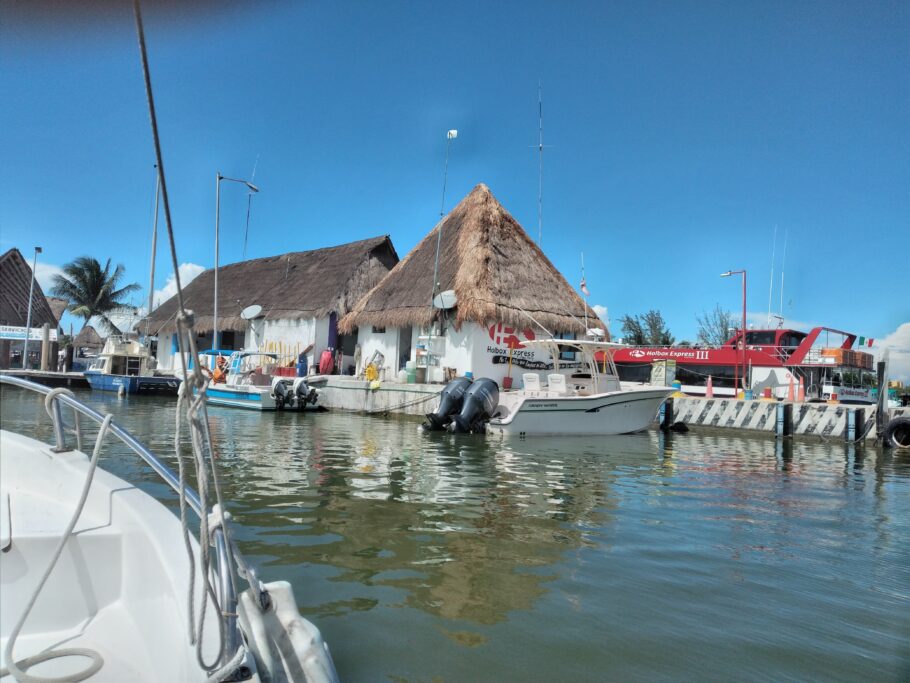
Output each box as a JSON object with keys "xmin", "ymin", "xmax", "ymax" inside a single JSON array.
[
  {"xmin": 1, "ymin": 430, "xmax": 220, "ymax": 680},
  {"xmin": 486, "ymin": 387, "xmax": 674, "ymax": 436},
  {"xmin": 0, "ymin": 427, "xmax": 337, "ymax": 682},
  {"xmin": 203, "ymin": 384, "xmax": 278, "ymax": 410}
]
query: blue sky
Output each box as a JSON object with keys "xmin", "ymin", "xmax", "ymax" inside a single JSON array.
[{"xmin": 1, "ymin": 1, "xmax": 908, "ymax": 352}]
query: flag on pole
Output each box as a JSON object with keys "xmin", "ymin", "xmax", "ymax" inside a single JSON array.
[
  {"xmin": 867, "ymin": 338, "xmax": 874, "ymax": 347},
  {"xmin": 447, "ymin": 130, "xmax": 458, "ymax": 139},
  {"xmin": 859, "ymin": 336, "xmax": 865, "ymax": 346},
  {"xmin": 580, "ymin": 278, "xmax": 589, "ymax": 297}
]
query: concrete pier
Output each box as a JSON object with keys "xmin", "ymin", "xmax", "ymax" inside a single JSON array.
[
  {"xmin": 0, "ymin": 369, "xmax": 89, "ymax": 388},
  {"xmin": 668, "ymin": 396, "xmax": 908, "ymax": 441},
  {"xmin": 315, "ymin": 377, "xmax": 441, "ymax": 417}
]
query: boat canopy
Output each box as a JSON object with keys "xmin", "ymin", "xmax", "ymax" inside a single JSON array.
[{"xmin": 519, "ymin": 338, "xmax": 620, "ymax": 386}]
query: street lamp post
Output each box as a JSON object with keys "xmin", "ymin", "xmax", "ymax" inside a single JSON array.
[
  {"xmin": 22, "ymin": 246, "xmax": 43, "ymax": 369},
  {"xmin": 214, "ymin": 172, "xmax": 259, "ymax": 348},
  {"xmin": 721, "ymin": 269, "xmax": 747, "ymax": 397}
]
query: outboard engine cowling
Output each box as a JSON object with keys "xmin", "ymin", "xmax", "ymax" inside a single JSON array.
[
  {"xmin": 293, "ymin": 377, "xmax": 319, "ymax": 408},
  {"xmin": 450, "ymin": 378, "xmax": 500, "ymax": 434},
  {"xmin": 271, "ymin": 378, "xmax": 290, "ymax": 408},
  {"xmin": 424, "ymin": 377, "xmax": 473, "ymax": 430}
]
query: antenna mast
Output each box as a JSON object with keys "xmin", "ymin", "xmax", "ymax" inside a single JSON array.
[
  {"xmin": 145, "ymin": 165, "xmax": 160, "ymax": 339},
  {"xmin": 766, "ymin": 224, "xmax": 776, "ymax": 326},
  {"xmin": 779, "ymin": 228, "xmax": 788, "ymax": 319},
  {"xmin": 537, "ymin": 80, "xmax": 544, "ymax": 246}
]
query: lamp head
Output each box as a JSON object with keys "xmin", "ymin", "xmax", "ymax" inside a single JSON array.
[
  {"xmin": 246, "ymin": 183, "xmax": 260, "ymax": 193},
  {"xmin": 720, "ymin": 271, "xmax": 732, "ymax": 277},
  {"xmin": 35, "ymin": 247, "xmax": 43, "ymax": 255}
]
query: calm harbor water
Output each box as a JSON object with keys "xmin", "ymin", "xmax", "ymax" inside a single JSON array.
[{"xmin": 2, "ymin": 386, "xmax": 908, "ymax": 682}]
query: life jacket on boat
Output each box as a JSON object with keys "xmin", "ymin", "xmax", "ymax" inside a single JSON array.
[{"xmin": 212, "ymin": 354, "xmax": 228, "ymax": 383}]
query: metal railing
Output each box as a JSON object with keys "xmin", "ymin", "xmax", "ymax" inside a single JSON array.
[{"xmin": 0, "ymin": 375, "xmax": 262, "ymax": 672}]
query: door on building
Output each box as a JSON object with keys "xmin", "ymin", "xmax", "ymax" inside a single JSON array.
[{"xmin": 398, "ymin": 326, "xmax": 412, "ymax": 370}]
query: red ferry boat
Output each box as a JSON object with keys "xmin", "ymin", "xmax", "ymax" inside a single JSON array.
[{"xmin": 609, "ymin": 327, "xmax": 876, "ymax": 403}]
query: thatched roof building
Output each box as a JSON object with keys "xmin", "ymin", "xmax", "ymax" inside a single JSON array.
[
  {"xmin": 74, "ymin": 325, "xmax": 104, "ymax": 351},
  {"xmin": 0, "ymin": 248, "xmax": 57, "ymax": 328},
  {"xmin": 46, "ymin": 297, "xmax": 68, "ymax": 327},
  {"xmin": 144, "ymin": 236, "xmax": 399, "ymax": 335},
  {"xmin": 340, "ymin": 184, "xmax": 605, "ymax": 337}
]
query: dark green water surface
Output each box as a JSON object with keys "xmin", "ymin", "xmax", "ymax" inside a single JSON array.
[{"xmin": 2, "ymin": 387, "xmax": 908, "ymax": 682}]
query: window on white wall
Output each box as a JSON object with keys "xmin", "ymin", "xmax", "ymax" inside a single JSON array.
[{"xmin": 372, "ymin": 325, "xmax": 386, "ymax": 333}]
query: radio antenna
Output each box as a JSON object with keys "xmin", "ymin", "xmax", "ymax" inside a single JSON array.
[
  {"xmin": 779, "ymin": 228, "xmax": 788, "ymax": 319},
  {"xmin": 766, "ymin": 224, "xmax": 777, "ymax": 326},
  {"xmin": 537, "ymin": 80, "xmax": 544, "ymax": 246}
]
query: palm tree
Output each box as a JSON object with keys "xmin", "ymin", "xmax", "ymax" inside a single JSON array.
[{"xmin": 50, "ymin": 256, "xmax": 141, "ymax": 334}]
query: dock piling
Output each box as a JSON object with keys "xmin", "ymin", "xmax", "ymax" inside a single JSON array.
[{"xmin": 776, "ymin": 402, "xmax": 793, "ymax": 438}]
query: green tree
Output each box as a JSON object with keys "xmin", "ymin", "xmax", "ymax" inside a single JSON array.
[
  {"xmin": 696, "ymin": 304, "xmax": 735, "ymax": 346},
  {"xmin": 50, "ymin": 256, "xmax": 141, "ymax": 334},
  {"xmin": 620, "ymin": 310, "xmax": 674, "ymax": 345}
]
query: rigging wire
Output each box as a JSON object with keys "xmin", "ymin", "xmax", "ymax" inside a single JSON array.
[{"xmin": 132, "ymin": 2, "xmax": 246, "ymax": 677}]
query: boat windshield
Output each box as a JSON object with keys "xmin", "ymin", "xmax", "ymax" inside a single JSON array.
[{"xmin": 227, "ymin": 352, "xmax": 279, "ymax": 375}]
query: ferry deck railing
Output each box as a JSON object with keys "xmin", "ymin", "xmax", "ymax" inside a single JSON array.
[{"xmin": 0, "ymin": 375, "xmax": 266, "ymax": 672}]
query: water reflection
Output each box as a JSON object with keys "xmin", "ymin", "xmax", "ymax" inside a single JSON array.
[{"xmin": 2, "ymin": 387, "xmax": 908, "ymax": 682}]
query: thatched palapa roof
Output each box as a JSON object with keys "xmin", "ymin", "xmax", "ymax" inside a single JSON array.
[
  {"xmin": 0, "ymin": 248, "xmax": 58, "ymax": 328},
  {"xmin": 144, "ymin": 236, "xmax": 399, "ymax": 335},
  {"xmin": 340, "ymin": 184, "xmax": 606, "ymax": 336},
  {"xmin": 74, "ymin": 325, "xmax": 103, "ymax": 349},
  {"xmin": 46, "ymin": 297, "xmax": 68, "ymax": 326}
]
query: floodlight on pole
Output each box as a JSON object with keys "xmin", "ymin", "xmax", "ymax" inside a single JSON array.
[
  {"xmin": 428, "ymin": 129, "xmax": 458, "ymax": 376},
  {"xmin": 721, "ymin": 269, "xmax": 747, "ymax": 396},
  {"xmin": 214, "ymin": 172, "xmax": 260, "ymax": 349},
  {"xmin": 22, "ymin": 246, "xmax": 43, "ymax": 369}
]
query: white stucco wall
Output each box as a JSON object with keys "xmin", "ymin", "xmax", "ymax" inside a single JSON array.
[
  {"xmin": 156, "ymin": 315, "xmax": 338, "ymax": 372},
  {"xmin": 255, "ymin": 317, "xmax": 318, "ymax": 361},
  {"xmin": 354, "ymin": 320, "xmax": 559, "ymax": 387}
]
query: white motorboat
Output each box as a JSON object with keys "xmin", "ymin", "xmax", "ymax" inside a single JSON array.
[
  {"xmin": 486, "ymin": 339, "xmax": 674, "ymax": 436},
  {"xmin": 84, "ymin": 335, "xmax": 180, "ymax": 395},
  {"xmin": 0, "ymin": 376, "xmax": 339, "ymax": 682}
]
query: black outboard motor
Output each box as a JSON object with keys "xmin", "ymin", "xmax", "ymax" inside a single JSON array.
[
  {"xmin": 272, "ymin": 380, "xmax": 290, "ymax": 409},
  {"xmin": 450, "ymin": 378, "xmax": 500, "ymax": 434},
  {"xmin": 424, "ymin": 376, "xmax": 473, "ymax": 430},
  {"xmin": 294, "ymin": 378, "xmax": 318, "ymax": 408}
]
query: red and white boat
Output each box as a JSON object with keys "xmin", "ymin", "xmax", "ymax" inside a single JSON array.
[{"xmin": 608, "ymin": 327, "xmax": 877, "ymax": 403}]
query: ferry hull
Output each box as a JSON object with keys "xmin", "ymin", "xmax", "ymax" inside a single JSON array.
[{"xmin": 487, "ymin": 387, "xmax": 673, "ymax": 436}]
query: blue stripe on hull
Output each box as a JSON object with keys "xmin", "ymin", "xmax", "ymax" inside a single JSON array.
[
  {"xmin": 199, "ymin": 387, "xmax": 274, "ymax": 410},
  {"xmin": 85, "ymin": 372, "xmax": 181, "ymax": 395}
]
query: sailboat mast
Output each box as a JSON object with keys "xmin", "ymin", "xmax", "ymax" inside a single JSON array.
[{"xmin": 145, "ymin": 166, "xmax": 160, "ymax": 339}]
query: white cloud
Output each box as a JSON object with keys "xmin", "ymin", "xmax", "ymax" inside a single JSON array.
[
  {"xmin": 153, "ymin": 263, "xmax": 205, "ymax": 308},
  {"xmin": 592, "ymin": 304, "xmax": 608, "ymax": 320},
  {"xmin": 34, "ymin": 261, "xmax": 64, "ymax": 292},
  {"xmin": 872, "ymin": 322, "xmax": 910, "ymax": 383}
]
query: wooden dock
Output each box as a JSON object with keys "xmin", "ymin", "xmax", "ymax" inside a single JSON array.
[{"xmin": 0, "ymin": 369, "xmax": 89, "ymax": 388}]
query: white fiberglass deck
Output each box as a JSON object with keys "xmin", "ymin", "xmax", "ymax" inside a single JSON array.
[{"xmin": 0, "ymin": 430, "xmax": 218, "ymax": 681}]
